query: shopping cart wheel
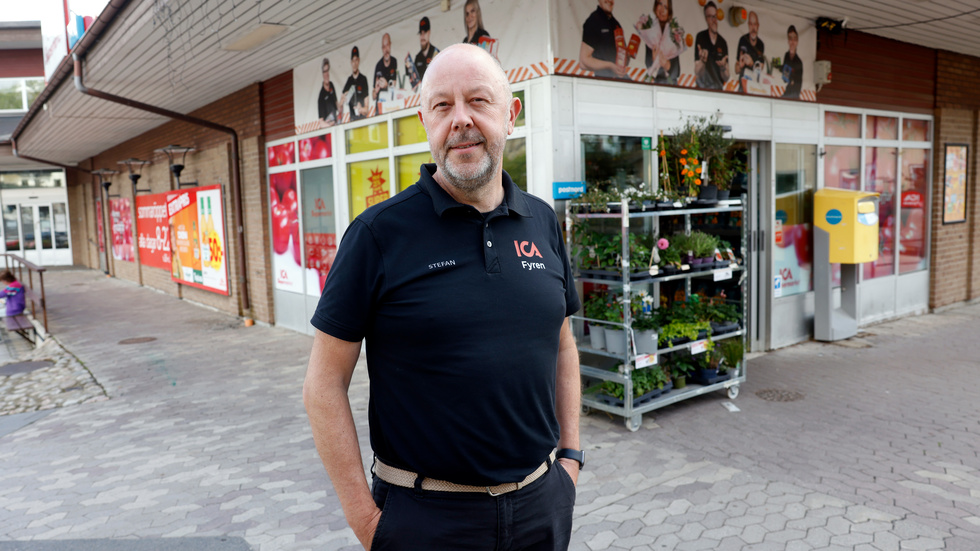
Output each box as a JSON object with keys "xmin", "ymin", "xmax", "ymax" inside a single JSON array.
[
  {"xmin": 625, "ymin": 414, "xmax": 641, "ymax": 432},
  {"xmin": 727, "ymin": 384, "xmax": 740, "ymax": 399}
]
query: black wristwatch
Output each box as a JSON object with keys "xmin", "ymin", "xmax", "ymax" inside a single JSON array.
[{"xmin": 556, "ymin": 448, "xmax": 585, "ymax": 469}]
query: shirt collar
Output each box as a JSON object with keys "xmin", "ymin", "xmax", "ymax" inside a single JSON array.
[{"xmin": 417, "ymin": 163, "xmax": 531, "ymax": 218}]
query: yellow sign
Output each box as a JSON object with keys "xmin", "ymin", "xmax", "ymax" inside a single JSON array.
[
  {"xmin": 349, "ymin": 160, "xmax": 391, "ymax": 219},
  {"xmin": 397, "ymin": 152, "xmax": 433, "ymax": 192},
  {"xmin": 346, "ymin": 122, "xmax": 389, "ymax": 154}
]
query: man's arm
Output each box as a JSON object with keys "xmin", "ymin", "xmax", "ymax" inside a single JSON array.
[
  {"xmin": 554, "ymin": 317, "xmax": 581, "ymax": 484},
  {"xmin": 579, "ymin": 42, "xmax": 627, "ymax": 77},
  {"xmin": 303, "ymin": 329, "xmax": 380, "ymax": 549}
]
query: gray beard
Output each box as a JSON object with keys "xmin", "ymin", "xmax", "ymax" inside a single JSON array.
[{"xmin": 435, "ymin": 131, "xmax": 503, "ymax": 193}]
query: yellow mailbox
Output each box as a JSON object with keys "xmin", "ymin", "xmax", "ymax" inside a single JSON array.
[{"xmin": 814, "ymin": 188, "xmax": 880, "ymax": 264}]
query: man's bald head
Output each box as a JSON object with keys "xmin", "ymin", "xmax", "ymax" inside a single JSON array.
[{"xmin": 419, "ymin": 44, "xmax": 511, "ymax": 104}]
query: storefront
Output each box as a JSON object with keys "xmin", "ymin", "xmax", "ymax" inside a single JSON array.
[{"xmin": 260, "ymin": 0, "xmax": 938, "ymax": 347}]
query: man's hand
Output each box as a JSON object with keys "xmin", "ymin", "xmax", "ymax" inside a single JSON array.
[
  {"xmin": 355, "ymin": 507, "xmax": 383, "ymax": 550},
  {"xmin": 557, "ymin": 458, "xmax": 580, "ymax": 486}
]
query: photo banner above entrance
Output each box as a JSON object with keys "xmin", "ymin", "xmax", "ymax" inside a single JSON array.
[
  {"xmin": 553, "ymin": 0, "xmax": 816, "ymax": 100},
  {"xmin": 291, "ymin": 0, "xmax": 549, "ymax": 133}
]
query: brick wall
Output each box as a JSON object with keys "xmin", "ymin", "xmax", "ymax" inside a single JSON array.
[
  {"xmin": 262, "ymin": 70, "xmax": 294, "ymax": 142},
  {"xmin": 69, "ymin": 82, "xmax": 274, "ymax": 322},
  {"xmin": 816, "ymin": 30, "xmax": 935, "ymax": 113},
  {"xmin": 931, "ymin": 51, "xmax": 980, "ymax": 309}
]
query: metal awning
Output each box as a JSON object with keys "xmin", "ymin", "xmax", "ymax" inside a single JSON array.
[{"xmin": 12, "ymin": 0, "xmax": 980, "ymax": 166}]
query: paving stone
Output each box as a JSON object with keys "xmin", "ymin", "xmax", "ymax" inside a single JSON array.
[{"xmin": 3, "ymin": 270, "xmax": 980, "ymax": 550}]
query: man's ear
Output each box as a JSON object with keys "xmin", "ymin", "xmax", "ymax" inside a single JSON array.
[{"xmin": 507, "ymin": 96, "xmax": 522, "ymax": 135}]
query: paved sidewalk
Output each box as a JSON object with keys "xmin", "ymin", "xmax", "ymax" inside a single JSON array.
[{"xmin": 1, "ymin": 268, "xmax": 979, "ymax": 550}]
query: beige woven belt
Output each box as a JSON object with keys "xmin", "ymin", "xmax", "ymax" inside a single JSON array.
[{"xmin": 374, "ymin": 450, "xmax": 557, "ymax": 496}]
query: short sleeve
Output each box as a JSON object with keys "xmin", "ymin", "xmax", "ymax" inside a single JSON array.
[
  {"xmin": 310, "ymin": 220, "xmax": 385, "ymax": 342},
  {"xmin": 556, "ymin": 220, "xmax": 581, "ymax": 317}
]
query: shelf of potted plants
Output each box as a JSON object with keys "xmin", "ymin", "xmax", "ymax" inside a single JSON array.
[{"xmin": 569, "ymin": 116, "xmax": 748, "ymax": 432}]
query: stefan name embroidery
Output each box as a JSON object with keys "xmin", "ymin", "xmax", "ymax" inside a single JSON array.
[{"xmin": 428, "ymin": 259, "xmax": 456, "ymax": 270}]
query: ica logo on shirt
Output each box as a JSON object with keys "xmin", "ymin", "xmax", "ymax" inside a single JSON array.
[{"xmin": 514, "ymin": 240, "xmax": 546, "ymax": 271}]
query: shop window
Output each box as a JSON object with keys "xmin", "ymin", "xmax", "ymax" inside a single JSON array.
[
  {"xmin": 396, "ymin": 152, "xmax": 433, "ymax": 192},
  {"xmin": 53, "ymin": 203, "xmax": 69, "ymax": 249},
  {"xmin": 301, "ymin": 166, "xmax": 336, "ymax": 296},
  {"xmin": 899, "ymin": 149, "xmax": 928, "ymax": 274},
  {"xmin": 863, "ymin": 147, "xmax": 897, "ymax": 280},
  {"xmin": 0, "ymin": 170, "xmax": 65, "ymax": 188},
  {"xmin": 38, "ymin": 206, "xmax": 53, "ymax": 249},
  {"xmin": 25, "ymin": 79, "xmax": 43, "ymax": 109},
  {"xmin": 346, "ymin": 121, "xmax": 389, "ymax": 154},
  {"xmin": 824, "ymin": 112, "xmax": 861, "ymax": 138},
  {"xmin": 348, "ymin": 159, "xmax": 391, "ymax": 219},
  {"xmin": 866, "ymin": 116, "xmax": 898, "ymax": 140},
  {"xmin": 3, "ymin": 205, "xmax": 19, "ymax": 251},
  {"xmin": 514, "ymin": 90, "xmax": 526, "ymax": 128},
  {"xmin": 395, "ymin": 115, "xmax": 427, "ymax": 146},
  {"xmin": 774, "ymin": 144, "xmax": 816, "ymax": 297},
  {"xmin": 0, "ymin": 79, "xmax": 23, "ymax": 110},
  {"xmin": 823, "ymin": 146, "xmax": 860, "ymax": 190},
  {"xmin": 902, "ymin": 119, "xmax": 929, "ymax": 142},
  {"xmin": 503, "ymin": 138, "xmax": 527, "ymax": 192},
  {"xmin": 20, "ymin": 206, "xmax": 34, "ymax": 249},
  {"xmin": 582, "ymin": 135, "xmax": 651, "ymax": 190}
]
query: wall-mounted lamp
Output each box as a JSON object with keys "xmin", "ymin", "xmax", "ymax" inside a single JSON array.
[
  {"xmin": 155, "ymin": 145, "xmax": 196, "ymax": 187},
  {"xmin": 119, "ymin": 158, "xmax": 152, "ymax": 193},
  {"xmin": 92, "ymin": 168, "xmax": 120, "ymax": 197}
]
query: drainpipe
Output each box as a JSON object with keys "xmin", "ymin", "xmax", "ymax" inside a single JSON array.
[{"xmin": 73, "ymin": 54, "xmax": 252, "ymax": 319}]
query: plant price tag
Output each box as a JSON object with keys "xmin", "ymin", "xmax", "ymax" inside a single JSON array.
[
  {"xmin": 648, "ymin": 266, "xmax": 659, "ymax": 276},
  {"xmin": 681, "ymin": 264, "xmax": 690, "ymax": 271},
  {"xmin": 635, "ymin": 354, "xmax": 657, "ymax": 368},
  {"xmin": 714, "ymin": 268, "xmax": 733, "ymax": 281},
  {"xmin": 690, "ymin": 340, "xmax": 708, "ymax": 354}
]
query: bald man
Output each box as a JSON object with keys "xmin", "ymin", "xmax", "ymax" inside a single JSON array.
[{"xmin": 304, "ymin": 44, "xmax": 582, "ymax": 551}]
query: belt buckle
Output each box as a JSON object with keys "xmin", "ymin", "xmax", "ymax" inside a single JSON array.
[{"xmin": 486, "ymin": 485, "xmax": 502, "ymax": 497}]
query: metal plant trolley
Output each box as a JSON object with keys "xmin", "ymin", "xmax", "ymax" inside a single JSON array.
[{"xmin": 567, "ymin": 198, "xmax": 748, "ymax": 431}]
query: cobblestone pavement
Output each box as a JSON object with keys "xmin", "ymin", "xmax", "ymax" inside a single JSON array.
[{"xmin": 1, "ymin": 268, "xmax": 979, "ymax": 550}]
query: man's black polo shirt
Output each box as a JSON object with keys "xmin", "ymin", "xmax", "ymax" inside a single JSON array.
[{"xmin": 311, "ymin": 164, "xmax": 580, "ymax": 485}]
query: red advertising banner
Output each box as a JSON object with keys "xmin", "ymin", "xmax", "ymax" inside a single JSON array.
[
  {"xmin": 135, "ymin": 192, "xmax": 173, "ymax": 271},
  {"xmin": 109, "ymin": 198, "xmax": 134, "ymax": 262},
  {"xmin": 270, "ymin": 171, "xmax": 302, "ymax": 293},
  {"xmin": 167, "ymin": 185, "xmax": 229, "ymax": 295}
]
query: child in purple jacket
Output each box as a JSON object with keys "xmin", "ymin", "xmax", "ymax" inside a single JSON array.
[{"xmin": 1, "ymin": 270, "xmax": 26, "ymax": 317}]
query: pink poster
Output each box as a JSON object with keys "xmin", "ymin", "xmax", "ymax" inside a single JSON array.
[{"xmin": 110, "ymin": 198, "xmax": 134, "ymax": 262}]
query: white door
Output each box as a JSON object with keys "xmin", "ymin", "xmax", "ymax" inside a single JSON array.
[{"xmin": 3, "ymin": 202, "xmax": 73, "ymax": 267}]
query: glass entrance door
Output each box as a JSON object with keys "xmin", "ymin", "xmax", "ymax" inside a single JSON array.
[{"xmin": 3, "ymin": 202, "xmax": 72, "ymax": 266}]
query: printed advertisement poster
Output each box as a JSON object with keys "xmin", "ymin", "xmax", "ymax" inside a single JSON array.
[
  {"xmin": 109, "ymin": 198, "xmax": 134, "ymax": 263},
  {"xmin": 96, "ymin": 199, "xmax": 105, "ymax": 253},
  {"xmin": 135, "ymin": 192, "xmax": 173, "ymax": 271},
  {"xmin": 292, "ymin": 0, "xmax": 548, "ymax": 133},
  {"xmin": 552, "ymin": 0, "xmax": 816, "ymax": 100},
  {"xmin": 270, "ymin": 172, "xmax": 303, "ymax": 293},
  {"xmin": 167, "ymin": 185, "xmax": 229, "ymax": 295},
  {"xmin": 301, "ymin": 169, "xmax": 336, "ymax": 296},
  {"xmin": 348, "ymin": 160, "xmax": 391, "ymax": 220},
  {"xmin": 943, "ymin": 144, "xmax": 968, "ymax": 224},
  {"xmin": 773, "ymin": 209, "xmax": 811, "ymax": 298}
]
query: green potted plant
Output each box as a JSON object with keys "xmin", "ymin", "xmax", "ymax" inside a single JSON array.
[
  {"xmin": 631, "ymin": 292, "xmax": 658, "ymax": 354},
  {"xmin": 687, "ymin": 231, "xmax": 719, "ymax": 269},
  {"xmin": 583, "ymin": 294, "xmax": 610, "ymax": 350},
  {"xmin": 590, "ymin": 365, "xmax": 670, "ymax": 407},
  {"xmin": 717, "ymin": 338, "xmax": 744, "ymax": 375},
  {"xmin": 705, "ymin": 299, "xmax": 740, "ymax": 335},
  {"xmin": 691, "ymin": 349, "xmax": 731, "ymax": 385},
  {"xmin": 669, "ymin": 356, "xmax": 695, "ymax": 389}
]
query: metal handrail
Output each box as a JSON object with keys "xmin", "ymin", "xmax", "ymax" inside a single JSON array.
[{"xmin": 1, "ymin": 254, "xmax": 47, "ymax": 333}]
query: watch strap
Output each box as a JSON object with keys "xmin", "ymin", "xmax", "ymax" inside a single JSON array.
[{"xmin": 556, "ymin": 448, "xmax": 585, "ymax": 468}]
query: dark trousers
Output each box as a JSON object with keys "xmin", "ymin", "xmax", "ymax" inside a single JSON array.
[{"xmin": 370, "ymin": 460, "xmax": 576, "ymax": 550}]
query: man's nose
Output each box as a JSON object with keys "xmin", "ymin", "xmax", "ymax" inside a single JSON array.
[{"xmin": 451, "ymin": 102, "xmax": 474, "ymax": 130}]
